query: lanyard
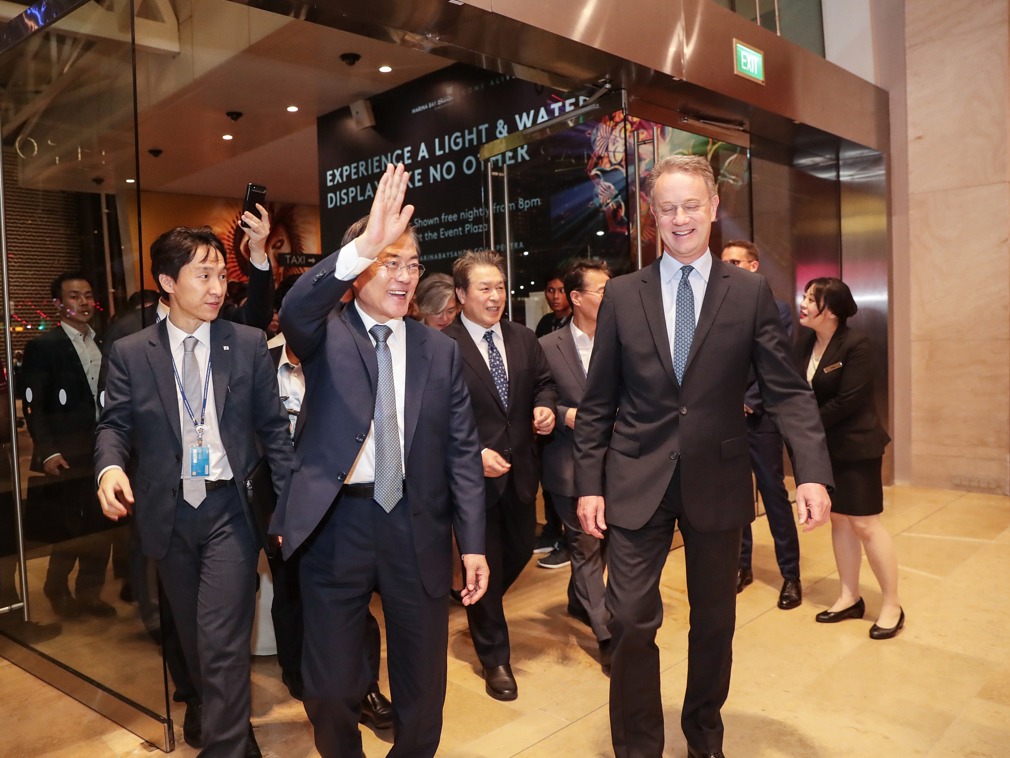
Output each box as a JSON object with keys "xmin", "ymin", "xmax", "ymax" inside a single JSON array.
[{"xmin": 171, "ymin": 349, "xmax": 213, "ymax": 447}]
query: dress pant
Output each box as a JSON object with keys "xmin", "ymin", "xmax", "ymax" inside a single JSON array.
[
  {"xmin": 551, "ymin": 492, "xmax": 610, "ymax": 642},
  {"xmin": 739, "ymin": 416, "xmax": 800, "ymax": 580},
  {"xmin": 42, "ymin": 475, "xmax": 113, "ymax": 603},
  {"xmin": 158, "ymin": 486, "xmax": 258, "ymax": 758},
  {"xmin": 464, "ymin": 475, "xmax": 536, "ymax": 668},
  {"xmin": 606, "ymin": 469, "xmax": 740, "ymax": 758},
  {"xmin": 300, "ymin": 492, "xmax": 448, "ymax": 758}
]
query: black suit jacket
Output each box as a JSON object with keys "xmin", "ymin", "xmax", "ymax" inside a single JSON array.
[
  {"xmin": 797, "ymin": 326, "xmax": 890, "ymax": 461},
  {"xmin": 21, "ymin": 327, "xmax": 100, "ymax": 472},
  {"xmin": 95, "ymin": 319, "xmax": 292, "ymax": 560},
  {"xmin": 574, "ymin": 257, "xmax": 833, "ymax": 533},
  {"xmin": 442, "ymin": 318, "xmax": 558, "ymax": 508},
  {"xmin": 539, "ymin": 325, "xmax": 585, "ymax": 498},
  {"xmin": 271, "ymin": 256, "xmax": 486, "ymax": 598}
]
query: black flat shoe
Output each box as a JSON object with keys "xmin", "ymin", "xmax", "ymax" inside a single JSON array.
[
  {"xmin": 869, "ymin": 609, "xmax": 905, "ymax": 640},
  {"xmin": 815, "ymin": 597, "xmax": 865, "ymax": 623}
]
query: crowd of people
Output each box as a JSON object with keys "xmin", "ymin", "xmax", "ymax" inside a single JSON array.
[{"xmin": 5, "ymin": 157, "xmax": 903, "ymax": 758}]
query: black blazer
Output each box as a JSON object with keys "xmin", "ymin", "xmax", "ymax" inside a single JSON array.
[
  {"xmin": 797, "ymin": 326, "xmax": 890, "ymax": 461},
  {"xmin": 21, "ymin": 327, "xmax": 100, "ymax": 472},
  {"xmin": 575, "ymin": 257, "xmax": 833, "ymax": 533},
  {"xmin": 442, "ymin": 318, "xmax": 558, "ymax": 508}
]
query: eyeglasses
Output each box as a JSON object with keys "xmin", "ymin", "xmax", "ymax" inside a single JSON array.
[
  {"xmin": 377, "ymin": 260, "xmax": 425, "ymax": 278},
  {"xmin": 578, "ymin": 288, "xmax": 607, "ymax": 297},
  {"xmin": 654, "ymin": 199, "xmax": 712, "ymax": 219}
]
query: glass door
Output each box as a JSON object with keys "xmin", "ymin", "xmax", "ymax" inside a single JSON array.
[{"xmin": 0, "ymin": 0, "xmax": 172, "ymax": 749}]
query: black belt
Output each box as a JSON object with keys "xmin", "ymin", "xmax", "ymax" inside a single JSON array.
[
  {"xmin": 341, "ymin": 481, "xmax": 406, "ymax": 499},
  {"xmin": 204, "ymin": 479, "xmax": 234, "ymax": 492}
]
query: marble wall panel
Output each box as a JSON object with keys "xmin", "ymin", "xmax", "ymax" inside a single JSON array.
[{"xmin": 905, "ymin": 0, "xmax": 1007, "ymax": 51}]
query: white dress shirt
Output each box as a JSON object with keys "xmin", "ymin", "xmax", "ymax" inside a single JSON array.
[
  {"xmin": 331, "ymin": 240, "xmax": 408, "ymax": 484},
  {"xmin": 660, "ymin": 250, "xmax": 712, "ymax": 365},
  {"xmin": 165, "ymin": 318, "xmax": 233, "ymax": 481},
  {"xmin": 275, "ymin": 340, "xmax": 304, "ymax": 439},
  {"xmin": 570, "ymin": 320, "xmax": 594, "ymax": 376}
]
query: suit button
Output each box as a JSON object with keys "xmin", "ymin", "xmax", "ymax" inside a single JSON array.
[
  {"xmin": 175, "ymin": 454, "xmax": 181, "ymax": 462},
  {"xmin": 171, "ymin": 488, "xmax": 177, "ymax": 496},
  {"xmin": 505, "ymin": 421, "xmax": 511, "ymax": 430},
  {"xmin": 355, "ymin": 433, "xmax": 366, "ymax": 442},
  {"xmin": 670, "ymin": 452, "xmax": 680, "ymax": 461},
  {"xmin": 679, "ymin": 407, "xmax": 688, "ymax": 415},
  {"xmin": 337, "ymin": 472, "xmax": 346, "ymax": 481}
]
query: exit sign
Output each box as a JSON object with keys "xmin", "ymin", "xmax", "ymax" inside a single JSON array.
[{"xmin": 734, "ymin": 40, "xmax": 765, "ymax": 84}]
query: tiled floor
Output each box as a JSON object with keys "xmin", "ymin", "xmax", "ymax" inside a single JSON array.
[{"xmin": 1, "ymin": 484, "xmax": 1008, "ymax": 757}]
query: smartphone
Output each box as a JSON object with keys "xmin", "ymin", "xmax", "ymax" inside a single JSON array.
[{"xmin": 240, "ymin": 183, "xmax": 267, "ymax": 227}]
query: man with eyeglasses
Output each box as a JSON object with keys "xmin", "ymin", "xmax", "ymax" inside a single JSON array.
[
  {"xmin": 271, "ymin": 164, "xmax": 488, "ymax": 758},
  {"xmin": 539, "ymin": 259, "xmax": 613, "ymax": 671},
  {"xmin": 574, "ymin": 155, "xmax": 833, "ymax": 758},
  {"xmin": 720, "ymin": 241, "xmax": 802, "ymax": 611}
]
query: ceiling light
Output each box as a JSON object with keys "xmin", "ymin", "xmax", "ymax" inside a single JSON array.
[
  {"xmin": 286, "ymin": 105, "xmax": 299, "ymax": 113},
  {"xmin": 126, "ymin": 179, "xmax": 135, "ymax": 184},
  {"xmin": 596, "ymin": 230, "xmax": 605, "ymax": 236},
  {"xmin": 379, "ymin": 65, "xmax": 392, "ymax": 73},
  {"xmin": 222, "ymin": 134, "xmax": 234, "ymax": 141}
]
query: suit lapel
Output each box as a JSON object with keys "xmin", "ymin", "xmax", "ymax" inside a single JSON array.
[
  {"xmin": 341, "ymin": 303, "xmax": 379, "ymax": 393},
  {"xmin": 147, "ymin": 320, "xmax": 182, "ymax": 448},
  {"xmin": 684, "ymin": 259, "xmax": 731, "ymax": 378},
  {"xmin": 557, "ymin": 327, "xmax": 586, "ymax": 389},
  {"xmin": 210, "ymin": 320, "xmax": 233, "ymax": 421},
  {"xmin": 403, "ymin": 320, "xmax": 430, "ymax": 463},
  {"xmin": 813, "ymin": 328, "xmax": 846, "ymax": 387},
  {"xmin": 449, "ymin": 321, "xmax": 505, "ymax": 412},
  {"xmin": 637, "ymin": 261, "xmax": 678, "ymax": 387}
]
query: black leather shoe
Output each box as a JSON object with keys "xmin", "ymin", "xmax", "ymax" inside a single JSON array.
[
  {"xmin": 736, "ymin": 568, "xmax": 753, "ymax": 594},
  {"xmin": 687, "ymin": 746, "xmax": 726, "ymax": 758},
  {"xmin": 282, "ymin": 669, "xmax": 304, "ymax": 700},
  {"xmin": 246, "ymin": 723, "xmax": 262, "ymax": 757},
  {"xmin": 46, "ymin": 592, "xmax": 83, "ymax": 620},
  {"xmin": 360, "ymin": 688, "xmax": 393, "ymax": 730},
  {"xmin": 815, "ymin": 597, "xmax": 865, "ymax": 623},
  {"xmin": 182, "ymin": 700, "xmax": 203, "ymax": 748},
  {"xmin": 483, "ymin": 663, "xmax": 518, "ymax": 701},
  {"xmin": 598, "ymin": 640, "xmax": 612, "ymax": 675},
  {"xmin": 78, "ymin": 598, "xmax": 117, "ymax": 618},
  {"xmin": 777, "ymin": 578, "xmax": 802, "ymax": 610},
  {"xmin": 869, "ymin": 608, "xmax": 905, "ymax": 640}
]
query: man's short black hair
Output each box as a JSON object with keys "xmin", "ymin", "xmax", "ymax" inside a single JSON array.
[
  {"xmin": 150, "ymin": 226, "xmax": 228, "ymax": 298},
  {"xmin": 51, "ymin": 272, "xmax": 92, "ymax": 301},
  {"xmin": 562, "ymin": 259, "xmax": 610, "ymax": 308}
]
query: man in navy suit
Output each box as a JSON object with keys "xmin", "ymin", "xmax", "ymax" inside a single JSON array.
[
  {"xmin": 442, "ymin": 250, "xmax": 557, "ymax": 701},
  {"xmin": 720, "ymin": 241, "xmax": 802, "ymax": 610},
  {"xmin": 575, "ymin": 155, "xmax": 833, "ymax": 758},
  {"xmin": 539, "ymin": 259, "xmax": 612, "ymax": 670},
  {"xmin": 271, "ymin": 164, "xmax": 488, "ymax": 758},
  {"xmin": 96, "ymin": 221, "xmax": 292, "ymax": 757}
]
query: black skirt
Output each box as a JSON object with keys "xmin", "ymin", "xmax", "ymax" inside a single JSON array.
[{"xmin": 829, "ymin": 457, "xmax": 884, "ymax": 516}]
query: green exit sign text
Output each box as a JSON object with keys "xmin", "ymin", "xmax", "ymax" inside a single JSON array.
[{"xmin": 734, "ymin": 40, "xmax": 765, "ymax": 84}]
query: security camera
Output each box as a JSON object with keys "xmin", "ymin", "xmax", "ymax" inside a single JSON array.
[
  {"xmin": 340, "ymin": 52, "xmax": 361, "ymax": 66},
  {"xmin": 148, "ymin": 148, "xmax": 163, "ymax": 158},
  {"xmin": 226, "ymin": 111, "xmax": 243, "ymax": 122},
  {"xmin": 91, "ymin": 176, "xmax": 104, "ymax": 186}
]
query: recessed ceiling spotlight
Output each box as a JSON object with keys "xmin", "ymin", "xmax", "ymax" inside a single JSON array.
[
  {"xmin": 286, "ymin": 105, "xmax": 299, "ymax": 113},
  {"xmin": 126, "ymin": 179, "xmax": 135, "ymax": 184},
  {"xmin": 222, "ymin": 134, "xmax": 234, "ymax": 141},
  {"xmin": 596, "ymin": 230, "xmax": 605, "ymax": 236},
  {"xmin": 379, "ymin": 65, "xmax": 392, "ymax": 73}
]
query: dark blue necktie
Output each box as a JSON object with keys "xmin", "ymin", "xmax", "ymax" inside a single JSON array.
[
  {"xmin": 370, "ymin": 325, "xmax": 402, "ymax": 512},
  {"xmin": 484, "ymin": 330, "xmax": 509, "ymax": 408},
  {"xmin": 672, "ymin": 265, "xmax": 695, "ymax": 383}
]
